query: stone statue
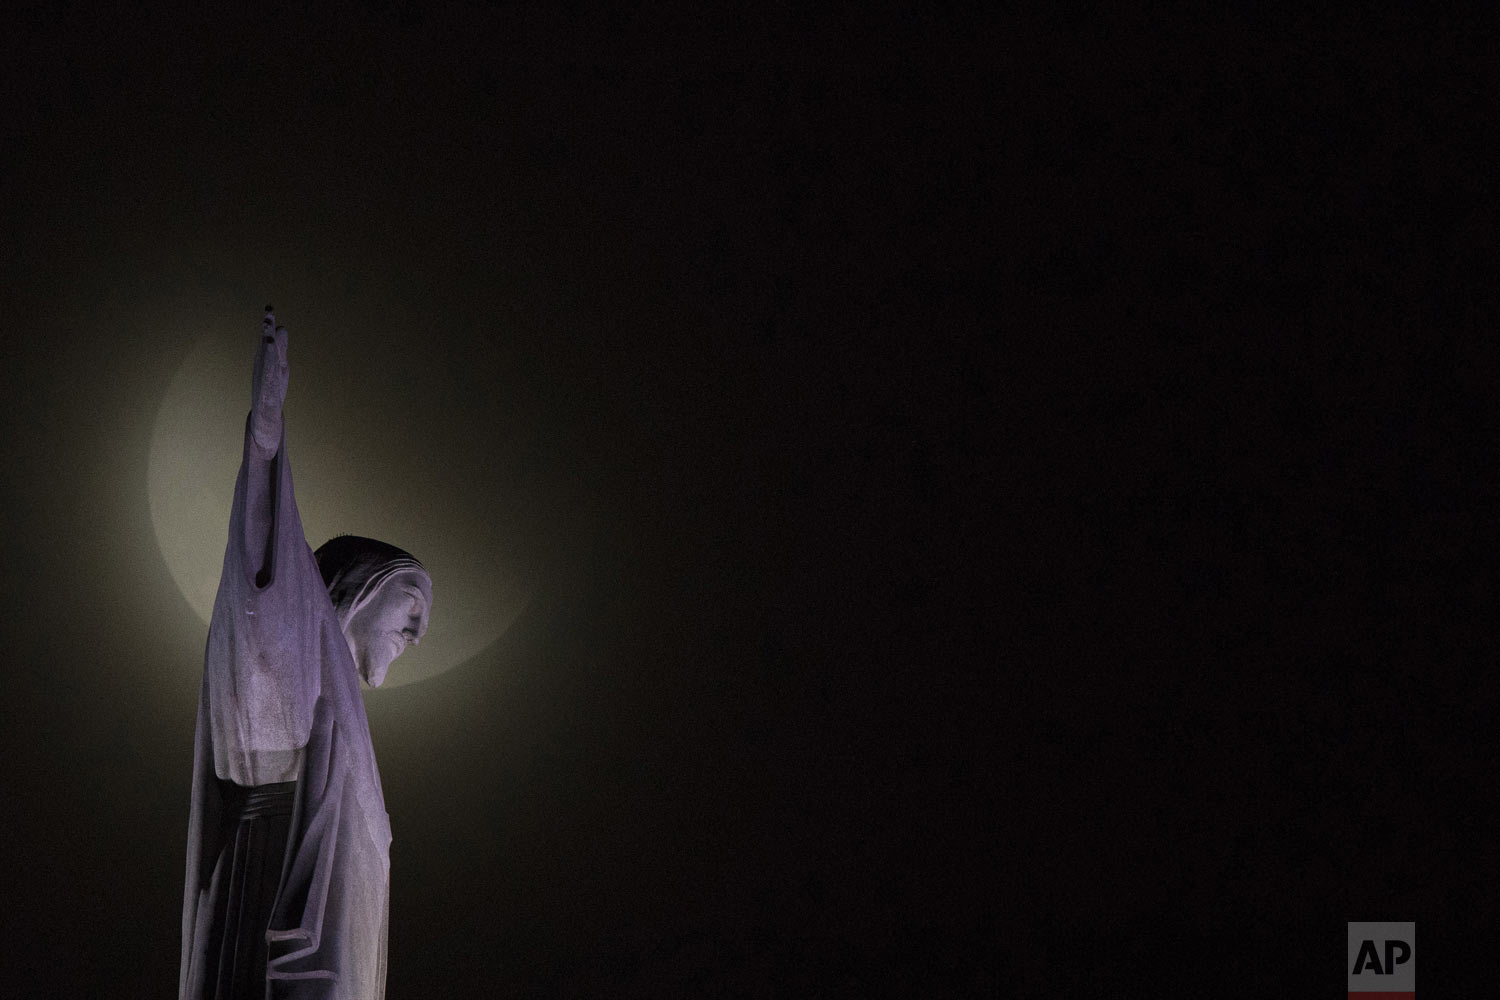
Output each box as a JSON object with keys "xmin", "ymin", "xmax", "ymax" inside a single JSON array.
[{"xmin": 179, "ymin": 309, "xmax": 432, "ymax": 1000}]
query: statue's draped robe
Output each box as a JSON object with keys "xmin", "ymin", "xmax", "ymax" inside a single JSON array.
[{"xmin": 181, "ymin": 420, "xmax": 391, "ymax": 1000}]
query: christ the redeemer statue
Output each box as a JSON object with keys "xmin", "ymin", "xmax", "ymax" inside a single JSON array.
[{"xmin": 179, "ymin": 309, "xmax": 433, "ymax": 1000}]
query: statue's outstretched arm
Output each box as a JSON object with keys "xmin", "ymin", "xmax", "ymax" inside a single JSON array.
[
  {"xmin": 243, "ymin": 307, "xmax": 289, "ymax": 586},
  {"xmin": 252, "ymin": 306, "xmax": 289, "ymax": 453}
]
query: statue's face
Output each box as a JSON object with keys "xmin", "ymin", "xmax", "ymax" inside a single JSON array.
[{"xmin": 345, "ymin": 569, "xmax": 432, "ymax": 688}]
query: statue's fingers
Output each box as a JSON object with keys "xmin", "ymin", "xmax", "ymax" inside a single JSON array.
[
  {"xmin": 262, "ymin": 308, "xmax": 276, "ymax": 345},
  {"xmin": 275, "ymin": 324, "xmax": 289, "ymax": 369}
]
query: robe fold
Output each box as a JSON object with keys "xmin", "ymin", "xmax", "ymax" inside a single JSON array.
[{"xmin": 181, "ymin": 418, "xmax": 392, "ymax": 1000}]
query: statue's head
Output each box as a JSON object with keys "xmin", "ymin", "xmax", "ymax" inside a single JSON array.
[{"xmin": 314, "ymin": 535, "xmax": 433, "ymax": 688}]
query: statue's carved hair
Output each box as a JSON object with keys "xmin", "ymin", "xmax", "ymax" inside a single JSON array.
[{"xmin": 314, "ymin": 535, "xmax": 428, "ymax": 626}]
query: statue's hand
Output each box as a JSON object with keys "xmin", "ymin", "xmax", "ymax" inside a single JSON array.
[{"xmin": 250, "ymin": 306, "xmax": 289, "ymax": 453}]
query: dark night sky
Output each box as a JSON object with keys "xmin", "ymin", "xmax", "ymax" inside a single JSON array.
[{"xmin": 1, "ymin": 6, "xmax": 1494, "ymax": 995}]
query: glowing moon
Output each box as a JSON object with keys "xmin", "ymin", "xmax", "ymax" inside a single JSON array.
[{"xmin": 149, "ymin": 330, "xmax": 537, "ymax": 688}]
